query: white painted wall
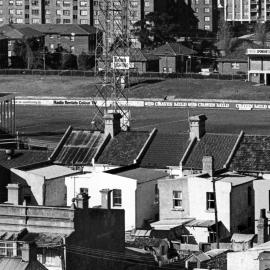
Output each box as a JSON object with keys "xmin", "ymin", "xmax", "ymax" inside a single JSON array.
[
  {"xmin": 65, "ymin": 172, "xmax": 137, "ymax": 231},
  {"xmin": 187, "ymin": 176, "xmax": 231, "ymax": 234},
  {"xmin": 254, "ymin": 179, "xmax": 270, "ymax": 233},
  {"xmin": 227, "ymin": 251, "xmax": 260, "ymax": 270},
  {"xmin": 11, "ymin": 168, "xmax": 45, "ymax": 205}
]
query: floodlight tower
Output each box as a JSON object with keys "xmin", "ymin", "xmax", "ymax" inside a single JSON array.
[{"xmin": 92, "ymin": 0, "xmax": 132, "ymax": 131}]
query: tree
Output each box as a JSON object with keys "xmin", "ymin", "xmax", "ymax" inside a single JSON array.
[
  {"xmin": 255, "ymin": 22, "xmax": 267, "ymax": 48},
  {"xmin": 216, "ymin": 21, "xmax": 234, "ymax": 56},
  {"xmin": 13, "ymin": 37, "xmax": 43, "ymax": 69},
  {"xmin": 77, "ymin": 52, "xmax": 95, "ymax": 70}
]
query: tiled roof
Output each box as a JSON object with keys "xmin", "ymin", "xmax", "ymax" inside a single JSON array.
[
  {"xmin": 114, "ymin": 48, "xmax": 158, "ymax": 62},
  {"xmin": 0, "ymin": 25, "xmax": 42, "ymax": 39},
  {"xmin": 153, "ymin": 42, "xmax": 197, "ymax": 56},
  {"xmin": 183, "ymin": 133, "xmax": 239, "ymax": 171},
  {"xmin": 140, "ymin": 133, "xmax": 189, "ymax": 169},
  {"xmin": 112, "ymin": 168, "xmax": 168, "ymax": 184},
  {"xmin": 15, "ymin": 24, "xmax": 96, "ymax": 36},
  {"xmin": 53, "ymin": 130, "xmax": 105, "ymax": 166},
  {"xmin": 96, "ymin": 131, "xmax": 150, "ymax": 166},
  {"xmin": 230, "ymin": 135, "xmax": 270, "ymax": 172},
  {"xmin": 0, "ymin": 149, "xmax": 50, "ymax": 169}
]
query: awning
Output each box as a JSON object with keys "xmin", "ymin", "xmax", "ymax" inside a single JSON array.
[
  {"xmin": 185, "ymin": 219, "xmax": 216, "ymax": 228},
  {"xmin": 151, "ymin": 218, "xmax": 194, "ymax": 230}
]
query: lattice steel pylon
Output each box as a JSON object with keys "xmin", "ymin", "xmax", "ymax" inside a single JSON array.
[{"xmin": 92, "ymin": 0, "xmax": 134, "ymax": 131}]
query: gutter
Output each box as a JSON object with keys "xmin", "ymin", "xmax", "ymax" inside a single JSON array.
[
  {"xmin": 49, "ymin": 125, "xmax": 73, "ymax": 161},
  {"xmin": 223, "ymin": 130, "xmax": 244, "ymax": 169},
  {"xmin": 133, "ymin": 128, "xmax": 157, "ymax": 164}
]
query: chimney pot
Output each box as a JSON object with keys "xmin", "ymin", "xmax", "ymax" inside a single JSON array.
[
  {"xmin": 189, "ymin": 114, "xmax": 207, "ymax": 141},
  {"xmin": 75, "ymin": 192, "xmax": 90, "ymax": 209},
  {"xmin": 103, "ymin": 112, "xmax": 122, "ymax": 137},
  {"xmin": 257, "ymin": 208, "xmax": 268, "ymax": 244}
]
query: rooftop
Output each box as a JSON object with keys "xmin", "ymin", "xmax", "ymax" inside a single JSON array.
[
  {"xmin": 140, "ymin": 133, "xmax": 189, "ymax": 169},
  {"xmin": 183, "ymin": 133, "xmax": 239, "ymax": 171},
  {"xmin": 0, "ymin": 149, "xmax": 50, "ymax": 169},
  {"xmin": 0, "ymin": 24, "xmax": 43, "ymax": 39},
  {"xmin": 11, "ymin": 24, "xmax": 97, "ymax": 35},
  {"xmin": 153, "ymin": 42, "xmax": 197, "ymax": 56},
  {"xmin": 217, "ymin": 172, "xmax": 257, "ymax": 186},
  {"xmin": 230, "ymin": 135, "xmax": 270, "ymax": 173},
  {"xmin": 0, "ymin": 257, "xmax": 48, "ymax": 270},
  {"xmin": 22, "ymin": 165, "xmax": 78, "ymax": 180},
  {"xmin": 231, "ymin": 233, "xmax": 256, "ymax": 243},
  {"xmin": 52, "ymin": 128, "xmax": 105, "ymax": 166},
  {"xmin": 96, "ymin": 131, "xmax": 150, "ymax": 166},
  {"xmin": 111, "ymin": 167, "xmax": 168, "ymax": 184}
]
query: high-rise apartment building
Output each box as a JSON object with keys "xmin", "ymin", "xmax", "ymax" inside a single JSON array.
[
  {"xmin": 186, "ymin": 0, "xmax": 218, "ymax": 32},
  {"xmin": 0, "ymin": 0, "xmax": 44, "ymax": 25},
  {"xmin": 0, "ymin": 0, "xmax": 93, "ymax": 26},
  {"xmin": 224, "ymin": 0, "xmax": 270, "ymax": 22}
]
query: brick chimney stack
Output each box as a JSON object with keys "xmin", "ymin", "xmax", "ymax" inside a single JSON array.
[
  {"xmin": 202, "ymin": 156, "xmax": 214, "ymax": 177},
  {"xmin": 100, "ymin": 189, "xmax": 112, "ymax": 209},
  {"xmin": 189, "ymin": 114, "xmax": 207, "ymax": 141},
  {"xmin": 103, "ymin": 112, "xmax": 122, "ymax": 137},
  {"xmin": 21, "ymin": 243, "xmax": 37, "ymax": 262},
  {"xmin": 257, "ymin": 209, "xmax": 268, "ymax": 244},
  {"xmin": 75, "ymin": 192, "xmax": 90, "ymax": 209}
]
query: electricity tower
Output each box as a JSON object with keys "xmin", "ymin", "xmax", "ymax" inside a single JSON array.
[{"xmin": 92, "ymin": 0, "xmax": 133, "ymax": 131}]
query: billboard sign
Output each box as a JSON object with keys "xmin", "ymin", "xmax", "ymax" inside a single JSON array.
[{"xmin": 112, "ymin": 56, "xmax": 130, "ymax": 70}]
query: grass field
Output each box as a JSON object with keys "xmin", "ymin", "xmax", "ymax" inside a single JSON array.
[
  {"xmin": 15, "ymin": 106, "xmax": 270, "ymax": 142},
  {"xmin": 1, "ymin": 75, "xmax": 270, "ymax": 100}
]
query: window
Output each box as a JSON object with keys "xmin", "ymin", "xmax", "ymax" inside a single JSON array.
[
  {"xmin": 63, "ymin": 19, "xmax": 71, "ymax": 23},
  {"xmin": 204, "ymin": 7, "xmax": 210, "ymax": 13},
  {"xmin": 204, "ymin": 0, "xmax": 210, "ymax": 4},
  {"xmin": 16, "ymin": 0, "xmax": 23, "ymax": 5},
  {"xmin": 113, "ymin": 189, "xmax": 122, "ymax": 207},
  {"xmin": 32, "ymin": 18, "xmax": 40, "ymax": 23},
  {"xmin": 80, "ymin": 188, "xmax": 88, "ymax": 195},
  {"xmin": 56, "ymin": 9, "xmax": 61, "ymax": 15},
  {"xmin": 32, "ymin": 9, "xmax": 39, "ymax": 15},
  {"xmin": 247, "ymin": 186, "xmax": 252, "ymax": 206},
  {"xmin": 63, "ymin": 10, "xmax": 70, "ymax": 16},
  {"xmin": 232, "ymin": 62, "xmax": 240, "ymax": 69},
  {"xmin": 145, "ymin": 1, "xmax": 149, "ymax": 7},
  {"xmin": 173, "ymin": 191, "xmax": 182, "ymax": 209},
  {"xmin": 204, "ymin": 25, "xmax": 210, "ymax": 30},
  {"xmin": 204, "ymin": 16, "xmax": 210, "ymax": 21},
  {"xmin": 195, "ymin": 8, "xmax": 198, "ymax": 13},
  {"xmin": 206, "ymin": 192, "xmax": 215, "ymax": 210},
  {"xmin": 80, "ymin": 1, "xmax": 87, "ymax": 6},
  {"xmin": 16, "ymin": 9, "xmax": 23, "ymax": 15},
  {"xmin": 208, "ymin": 231, "xmax": 216, "ymax": 243},
  {"xmin": 0, "ymin": 242, "xmax": 18, "ymax": 257},
  {"xmin": 194, "ymin": 0, "xmax": 199, "ymax": 4},
  {"xmin": 80, "ymin": 10, "xmax": 88, "ymax": 16}
]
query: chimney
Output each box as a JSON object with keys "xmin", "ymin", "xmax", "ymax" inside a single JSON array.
[
  {"xmin": 21, "ymin": 243, "xmax": 37, "ymax": 262},
  {"xmin": 189, "ymin": 114, "xmax": 207, "ymax": 141},
  {"xmin": 103, "ymin": 112, "xmax": 122, "ymax": 137},
  {"xmin": 75, "ymin": 192, "xmax": 90, "ymax": 209},
  {"xmin": 7, "ymin": 183, "xmax": 21, "ymax": 205},
  {"xmin": 100, "ymin": 189, "xmax": 112, "ymax": 209},
  {"xmin": 202, "ymin": 156, "xmax": 214, "ymax": 177},
  {"xmin": 257, "ymin": 209, "xmax": 268, "ymax": 244}
]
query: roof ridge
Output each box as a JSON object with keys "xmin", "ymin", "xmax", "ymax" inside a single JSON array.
[{"xmin": 206, "ymin": 132, "xmax": 239, "ymax": 136}]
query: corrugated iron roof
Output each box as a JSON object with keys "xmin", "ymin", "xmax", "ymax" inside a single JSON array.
[
  {"xmin": 113, "ymin": 168, "xmax": 168, "ymax": 184},
  {"xmin": 53, "ymin": 130, "xmax": 105, "ymax": 166},
  {"xmin": 231, "ymin": 233, "xmax": 255, "ymax": 243},
  {"xmin": 25, "ymin": 165, "xmax": 78, "ymax": 180},
  {"xmin": 151, "ymin": 218, "xmax": 194, "ymax": 230},
  {"xmin": 186, "ymin": 219, "xmax": 215, "ymax": 228}
]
